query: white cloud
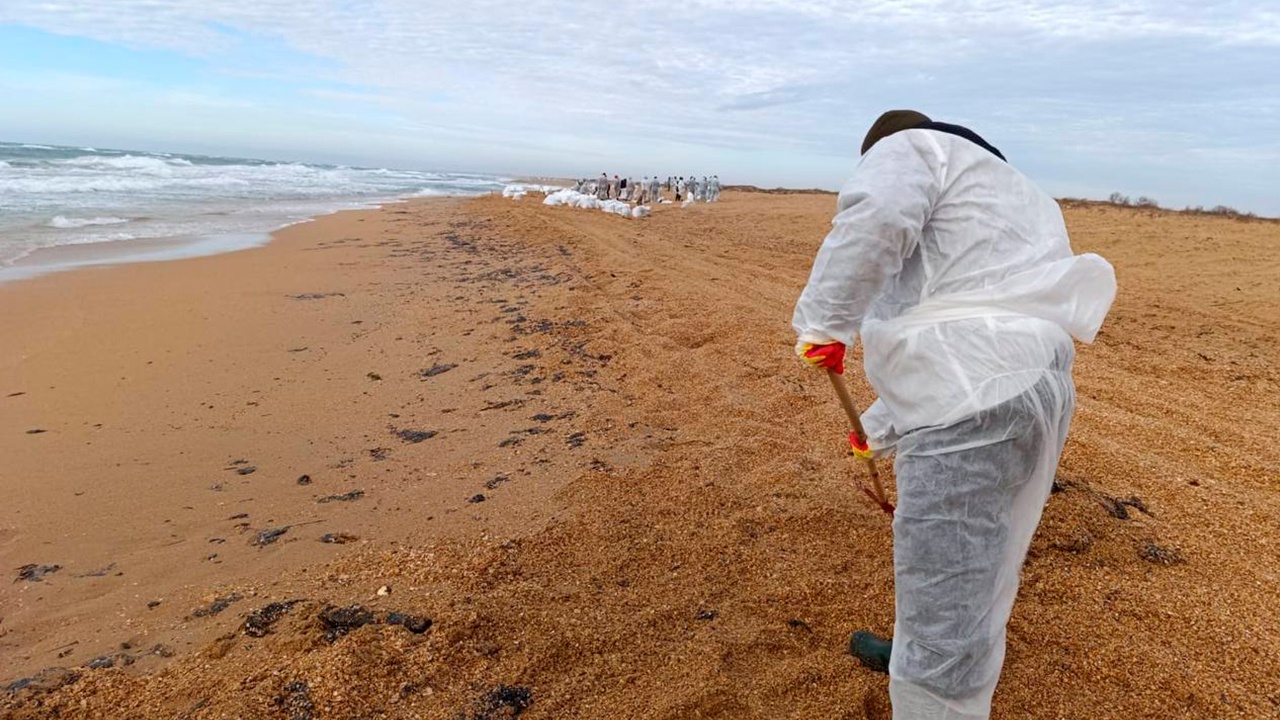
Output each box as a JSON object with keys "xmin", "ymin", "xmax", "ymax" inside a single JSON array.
[{"xmin": 1, "ymin": 1, "xmax": 1278, "ymax": 210}]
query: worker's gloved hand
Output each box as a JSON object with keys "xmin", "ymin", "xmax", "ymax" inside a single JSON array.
[
  {"xmin": 848, "ymin": 431, "xmax": 873, "ymax": 459},
  {"xmin": 797, "ymin": 341, "xmax": 846, "ymax": 375}
]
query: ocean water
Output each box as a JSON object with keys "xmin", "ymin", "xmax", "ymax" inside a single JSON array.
[{"xmin": 0, "ymin": 141, "xmax": 505, "ymax": 273}]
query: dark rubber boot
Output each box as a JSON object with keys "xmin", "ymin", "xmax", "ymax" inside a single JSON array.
[{"xmin": 849, "ymin": 630, "xmax": 892, "ymax": 674}]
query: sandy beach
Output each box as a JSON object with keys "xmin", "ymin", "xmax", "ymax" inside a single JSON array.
[{"xmin": 3, "ymin": 191, "xmax": 1279, "ymax": 718}]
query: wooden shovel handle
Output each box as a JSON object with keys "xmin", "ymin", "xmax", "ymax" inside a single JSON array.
[{"xmin": 826, "ymin": 370, "xmax": 894, "ymax": 516}]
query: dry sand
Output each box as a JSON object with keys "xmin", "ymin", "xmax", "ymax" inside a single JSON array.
[{"xmin": 2, "ymin": 192, "xmax": 1278, "ymax": 718}]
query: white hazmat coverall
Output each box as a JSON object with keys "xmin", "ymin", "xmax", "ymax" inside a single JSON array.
[{"xmin": 792, "ymin": 129, "xmax": 1115, "ymax": 720}]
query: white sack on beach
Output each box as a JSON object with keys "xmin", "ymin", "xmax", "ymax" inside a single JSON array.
[
  {"xmin": 543, "ymin": 188, "xmax": 575, "ymax": 206},
  {"xmin": 600, "ymin": 200, "xmax": 632, "ymax": 217},
  {"xmin": 631, "ymin": 206, "xmax": 651, "ymax": 218}
]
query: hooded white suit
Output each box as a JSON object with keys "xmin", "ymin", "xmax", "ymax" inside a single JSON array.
[{"xmin": 793, "ymin": 128, "xmax": 1115, "ymax": 720}]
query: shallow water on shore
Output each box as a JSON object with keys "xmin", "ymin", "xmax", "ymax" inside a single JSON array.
[{"xmin": 0, "ymin": 231, "xmax": 273, "ymax": 283}]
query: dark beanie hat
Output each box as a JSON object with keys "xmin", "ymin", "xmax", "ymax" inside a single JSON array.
[{"xmin": 861, "ymin": 109, "xmax": 931, "ymax": 155}]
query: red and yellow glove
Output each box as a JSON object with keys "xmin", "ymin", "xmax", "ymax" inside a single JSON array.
[
  {"xmin": 848, "ymin": 431, "xmax": 873, "ymax": 460},
  {"xmin": 797, "ymin": 341, "xmax": 846, "ymax": 375}
]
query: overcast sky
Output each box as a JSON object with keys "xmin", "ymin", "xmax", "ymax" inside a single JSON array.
[{"xmin": 1, "ymin": 1, "xmax": 1277, "ymax": 213}]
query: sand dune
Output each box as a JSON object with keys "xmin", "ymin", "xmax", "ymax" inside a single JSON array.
[{"xmin": 2, "ymin": 191, "xmax": 1278, "ymax": 718}]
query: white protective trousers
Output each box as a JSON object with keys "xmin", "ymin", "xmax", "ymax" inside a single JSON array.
[{"xmin": 889, "ymin": 352, "xmax": 1074, "ymax": 719}]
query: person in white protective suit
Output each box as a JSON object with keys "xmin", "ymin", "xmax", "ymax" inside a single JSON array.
[
  {"xmin": 792, "ymin": 110, "xmax": 1116, "ymax": 720},
  {"xmin": 597, "ymin": 173, "xmax": 609, "ymax": 200},
  {"xmin": 649, "ymin": 175, "xmax": 661, "ymax": 204}
]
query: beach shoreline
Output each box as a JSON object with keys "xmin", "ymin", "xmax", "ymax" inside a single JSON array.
[
  {"xmin": 3, "ymin": 191, "xmax": 1278, "ymax": 718},
  {"xmin": 0, "ymin": 141, "xmax": 510, "ymax": 283},
  {"xmin": 0, "ymin": 195, "xmax": 604, "ymax": 682},
  {"xmin": 0, "ymin": 196, "xmax": 493, "ymax": 285}
]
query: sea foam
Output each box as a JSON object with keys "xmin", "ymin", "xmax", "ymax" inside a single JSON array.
[{"xmin": 47, "ymin": 216, "xmax": 131, "ymax": 229}]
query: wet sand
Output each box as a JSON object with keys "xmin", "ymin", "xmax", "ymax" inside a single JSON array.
[{"xmin": 2, "ymin": 192, "xmax": 1278, "ymax": 718}]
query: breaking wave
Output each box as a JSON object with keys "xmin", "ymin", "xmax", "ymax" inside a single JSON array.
[
  {"xmin": 0, "ymin": 141, "xmax": 505, "ymax": 271},
  {"xmin": 47, "ymin": 215, "xmax": 132, "ymax": 229}
]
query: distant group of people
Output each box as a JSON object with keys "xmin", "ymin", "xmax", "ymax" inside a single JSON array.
[{"xmin": 573, "ymin": 174, "xmax": 722, "ymax": 204}]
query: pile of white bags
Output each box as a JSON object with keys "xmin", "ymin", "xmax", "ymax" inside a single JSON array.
[
  {"xmin": 541, "ymin": 189, "xmax": 649, "ymax": 219},
  {"xmin": 502, "ymin": 183, "xmax": 561, "ymax": 200}
]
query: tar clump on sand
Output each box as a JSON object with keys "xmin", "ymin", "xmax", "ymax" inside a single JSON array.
[
  {"xmin": 192, "ymin": 594, "xmax": 243, "ymax": 618},
  {"xmin": 317, "ymin": 489, "xmax": 364, "ymax": 504},
  {"xmin": 318, "ymin": 605, "xmax": 375, "ymax": 642},
  {"xmin": 274, "ymin": 680, "xmax": 316, "ymax": 720},
  {"xmin": 787, "ymin": 618, "xmax": 814, "ymax": 633},
  {"xmin": 16, "ymin": 564, "xmax": 62, "ymax": 582},
  {"xmin": 251, "ymin": 527, "xmax": 289, "ymax": 546},
  {"xmin": 396, "ymin": 429, "xmax": 438, "ymax": 443},
  {"xmin": 419, "ymin": 363, "xmax": 458, "ymax": 378},
  {"xmin": 86, "ymin": 653, "xmax": 135, "ymax": 670},
  {"xmin": 1098, "ymin": 494, "xmax": 1152, "ymax": 520},
  {"xmin": 243, "ymin": 600, "xmax": 303, "ymax": 638},
  {"xmin": 385, "ymin": 612, "xmax": 433, "ymax": 634},
  {"xmin": 463, "ymin": 685, "xmax": 533, "ymax": 720},
  {"xmin": 5, "ymin": 668, "xmax": 81, "ymax": 697},
  {"xmin": 315, "ymin": 604, "xmax": 433, "ymax": 643},
  {"xmin": 1140, "ymin": 542, "xmax": 1186, "ymax": 566}
]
